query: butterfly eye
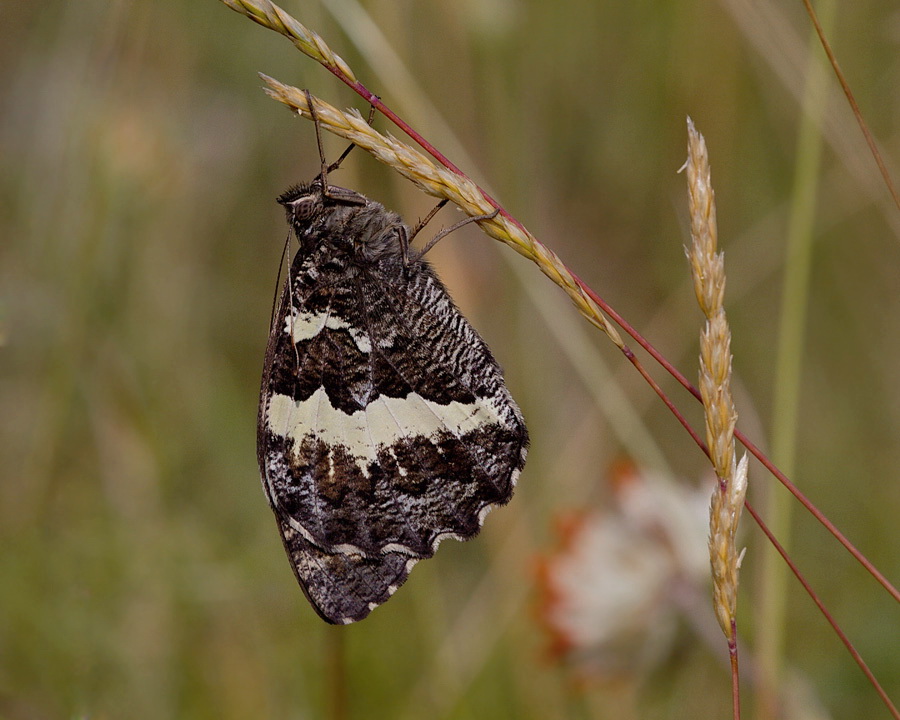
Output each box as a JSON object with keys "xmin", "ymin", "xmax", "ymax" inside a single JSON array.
[{"xmin": 289, "ymin": 195, "xmax": 322, "ymax": 222}]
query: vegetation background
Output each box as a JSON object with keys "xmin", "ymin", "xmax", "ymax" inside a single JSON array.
[{"xmin": 2, "ymin": 0, "xmax": 899, "ymax": 718}]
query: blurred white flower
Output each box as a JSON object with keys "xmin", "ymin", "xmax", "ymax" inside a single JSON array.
[{"xmin": 535, "ymin": 461, "xmax": 713, "ymax": 677}]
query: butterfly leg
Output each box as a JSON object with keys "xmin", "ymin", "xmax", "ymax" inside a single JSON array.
[
  {"xmin": 410, "ymin": 207, "xmax": 500, "ymax": 262},
  {"xmin": 407, "ymin": 199, "xmax": 449, "ymax": 245}
]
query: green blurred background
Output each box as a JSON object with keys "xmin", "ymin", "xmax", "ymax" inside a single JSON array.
[{"xmin": 2, "ymin": 1, "xmax": 899, "ymax": 718}]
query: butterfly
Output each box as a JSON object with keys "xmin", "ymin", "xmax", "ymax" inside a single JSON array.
[{"xmin": 257, "ymin": 94, "xmax": 528, "ymax": 623}]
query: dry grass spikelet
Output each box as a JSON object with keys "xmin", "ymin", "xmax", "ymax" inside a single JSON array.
[
  {"xmin": 222, "ymin": 0, "xmax": 358, "ymax": 81},
  {"xmin": 685, "ymin": 117, "xmax": 748, "ymax": 640}
]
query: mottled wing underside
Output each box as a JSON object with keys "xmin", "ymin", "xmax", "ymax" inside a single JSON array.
[{"xmin": 258, "ymin": 186, "xmax": 528, "ymax": 624}]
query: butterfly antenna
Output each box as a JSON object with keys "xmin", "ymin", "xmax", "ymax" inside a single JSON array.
[
  {"xmin": 305, "ymin": 89, "xmax": 330, "ymax": 194},
  {"xmin": 326, "ymin": 101, "xmax": 377, "ymax": 174},
  {"xmin": 268, "ymin": 229, "xmax": 292, "ymax": 331}
]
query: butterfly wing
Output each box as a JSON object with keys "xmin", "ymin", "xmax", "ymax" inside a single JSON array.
[
  {"xmin": 258, "ymin": 233, "xmax": 527, "ymax": 624},
  {"xmin": 350, "ymin": 260, "xmax": 528, "ymax": 550},
  {"xmin": 276, "ymin": 521, "xmax": 415, "ymax": 625}
]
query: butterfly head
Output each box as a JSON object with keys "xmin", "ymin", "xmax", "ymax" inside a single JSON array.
[{"xmin": 278, "ymin": 179, "xmax": 367, "ymax": 228}]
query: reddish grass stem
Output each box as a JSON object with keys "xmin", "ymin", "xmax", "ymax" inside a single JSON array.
[
  {"xmin": 743, "ymin": 502, "xmax": 900, "ymax": 720},
  {"xmin": 730, "ymin": 625, "xmax": 741, "ymax": 720},
  {"xmin": 621, "ymin": 345, "xmax": 709, "ymax": 455},
  {"xmin": 799, "ymin": 0, "xmax": 900, "ymax": 214}
]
